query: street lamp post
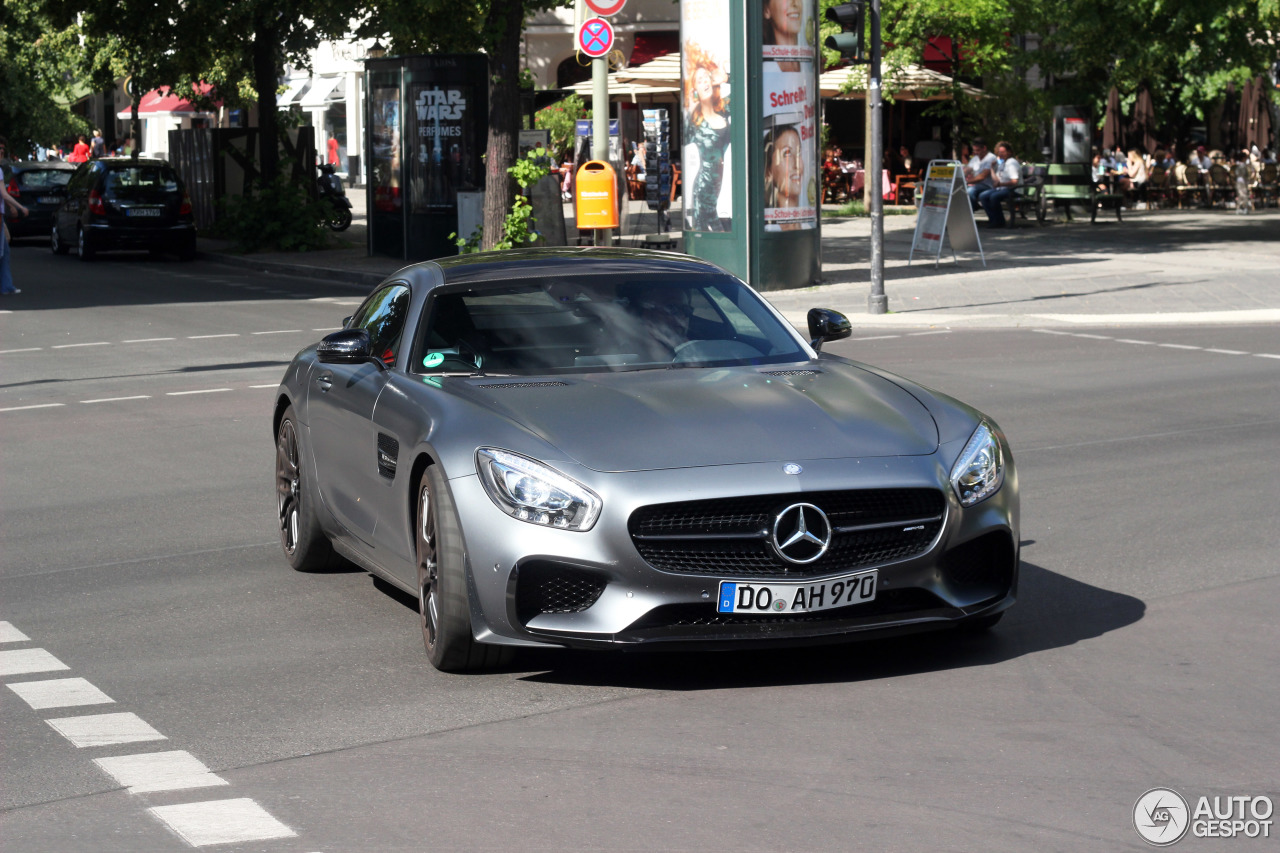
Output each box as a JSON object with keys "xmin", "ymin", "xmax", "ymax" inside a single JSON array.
[{"xmin": 867, "ymin": 0, "xmax": 886, "ymax": 314}]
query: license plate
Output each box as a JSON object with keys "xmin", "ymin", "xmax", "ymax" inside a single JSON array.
[
  {"xmin": 717, "ymin": 570, "xmax": 877, "ymax": 614},
  {"xmin": 126, "ymin": 208, "xmax": 163, "ymax": 217},
  {"xmin": 38, "ymin": 196, "xmax": 61, "ymax": 205}
]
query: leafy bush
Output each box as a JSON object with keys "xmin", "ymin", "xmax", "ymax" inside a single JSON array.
[
  {"xmin": 535, "ymin": 94, "xmax": 590, "ymax": 163},
  {"xmin": 214, "ymin": 175, "xmax": 330, "ymax": 252}
]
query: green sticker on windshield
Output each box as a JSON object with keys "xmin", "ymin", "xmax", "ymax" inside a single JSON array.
[{"xmin": 423, "ymin": 352, "xmax": 446, "ymax": 368}]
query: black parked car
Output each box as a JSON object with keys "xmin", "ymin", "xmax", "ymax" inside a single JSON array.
[
  {"xmin": 52, "ymin": 158, "xmax": 196, "ymax": 260},
  {"xmin": 4, "ymin": 161, "xmax": 77, "ymax": 239}
]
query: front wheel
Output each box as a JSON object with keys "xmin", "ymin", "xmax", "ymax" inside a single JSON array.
[
  {"xmin": 276, "ymin": 407, "xmax": 343, "ymax": 571},
  {"xmin": 326, "ymin": 204, "xmax": 352, "ymax": 231},
  {"xmin": 51, "ymin": 224, "xmax": 69, "ymax": 255},
  {"xmin": 77, "ymin": 226, "xmax": 95, "ymax": 261},
  {"xmin": 417, "ymin": 465, "xmax": 513, "ymax": 672}
]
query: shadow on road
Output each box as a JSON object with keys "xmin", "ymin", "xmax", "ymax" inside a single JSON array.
[{"xmin": 508, "ymin": 560, "xmax": 1144, "ymax": 689}]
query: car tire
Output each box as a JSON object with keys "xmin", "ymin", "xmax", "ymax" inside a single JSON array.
[
  {"xmin": 327, "ymin": 206, "xmax": 352, "ymax": 231},
  {"xmin": 417, "ymin": 465, "xmax": 513, "ymax": 672},
  {"xmin": 77, "ymin": 226, "xmax": 95, "ymax": 261},
  {"xmin": 275, "ymin": 406, "xmax": 344, "ymax": 572},
  {"xmin": 51, "ymin": 224, "xmax": 69, "ymax": 255}
]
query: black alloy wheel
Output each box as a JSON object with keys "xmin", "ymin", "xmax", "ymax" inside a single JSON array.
[
  {"xmin": 327, "ymin": 205, "xmax": 352, "ymax": 231},
  {"xmin": 275, "ymin": 406, "xmax": 342, "ymax": 571},
  {"xmin": 76, "ymin": 226, "xmax": 94, "ymax": 261},
  {"xmin": 51, "ymin": 224, "xmax": 69, "ymax": 255}
]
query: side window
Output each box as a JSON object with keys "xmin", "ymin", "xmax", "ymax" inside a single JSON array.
[{"xmin": 349, "ymin": 284, "xmax": 410, "ymax": 367}]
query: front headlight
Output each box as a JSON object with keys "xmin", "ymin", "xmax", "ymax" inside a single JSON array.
[
  {"xmin": 476, "ymin": 448, "xmax": 602, "ymax": 531},
  {"xmin": 949, "ymin": 421, "xmax": 1004, "ymax": 507}
]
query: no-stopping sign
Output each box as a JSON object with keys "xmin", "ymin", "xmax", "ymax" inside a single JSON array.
[
  {"xmin": 585, "ymin": 0, "xmax": 627, "ymax": 15},
  {"xmin": 577, "ymin": 17, "xmax": 615, "ymax": 58}
]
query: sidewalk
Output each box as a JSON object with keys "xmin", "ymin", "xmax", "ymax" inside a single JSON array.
[{"xmin": 198, "ymin": 198, "xmax": 1280, "ymax": 328}]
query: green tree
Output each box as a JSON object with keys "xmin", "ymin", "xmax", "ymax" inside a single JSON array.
[
  {"xmin": 0, "ymin": 0, "xmax": 86, "ymax": 152},
  {"xmin": 535, "ymin": 93, "xmax": 591, "ymax": 163},
  {"xmin": 363, "ymin": 0, "xmax": 571, "ymax": 251}
]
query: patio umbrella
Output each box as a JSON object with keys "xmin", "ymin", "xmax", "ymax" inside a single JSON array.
[
  {"xmin": 1236, "ymin": 78, "xmax": 1254, "ymax": 155},
  {"xmin": 1102, "ymin": 86, "xmax": 1123, "ymax": 151},
  {"xmin": 1219, "ymin": 82, "xmax": 1238, "ymax": 151},
  {"xmin": 1131, "ymin": 86, "xmax": 1158, "ymax": 155},
  {"xmin": 1250, "ymin": 76, "xmax": 1273, "ymax": 151}
]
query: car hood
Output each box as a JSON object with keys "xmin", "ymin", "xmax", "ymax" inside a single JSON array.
[{"xmin": 450, "ymin": 363, "xmax": 939, "ymax": 472}]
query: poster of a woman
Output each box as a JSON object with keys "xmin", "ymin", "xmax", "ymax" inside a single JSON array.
[
  {"xmin": 764, "ymin": 125, "xmax": 806, "ymax": 230},
  {"xmin": 681, "ymin": 0, "xmax": 733, "ymax": 233},
  {"xmin": 762, "ymin": 0, "xmax": 815, "ymax": 72},
  {"xmin": 762, "ymin": 0, "xmax": 817, "ymax": 231}
]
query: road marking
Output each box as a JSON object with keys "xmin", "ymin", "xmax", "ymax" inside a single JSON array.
[
  {"xmin": 313, "ymin": 327, "xmax": 342, "ymax": 332},
  {"xmin": 46, "ymin": 711, "xmax": 167, "ymax": 748},
  {"xmin": 1257, "ymin": 353, "xmax": 1280, "ymax": 360},
  {"xmin": 0, "ymin": 648, "xmax": 70, "ymax": 676},
  {"xmin": 1072, "ymin": 333, "xmax": 1112, "ymax": 340},
  {"xmin": 148, "ymin": 799, "xmax": 297, "ymax": 846},
  {"xmin": 122, "ymin": 337, "xmax": 176, "ymax": 343},
  {"xmin": 82, "ymin": 395, "xmax": 151, "ymax": 404},
  {"xmin": 1031, "ymin": 329, "xmax": 1072, "ymax": 335},
  {"xmin": 0, "ymin": 621, "xmax": 31, "ymax": 643},
  {"xmin": 249, "ymin": 384, "xmax": 278, "ymax": 389},
  {"xmin": 850, "ymin": 334, "xmax": 900, "ymax": 341},
  {"xmin": 52, "ymin": 342, "xmax": 111, "ymax": 349},
  {"xmin": 95, "ymin": 751, "xmax": 228, "ymax": 794},
  {"xmin": 1115, "ymin": 339, "xmax": 1155, "ymax": 345},
  {"xmin": 1158, "ymin": 343, "xmax": 1201, "ymax": 350},
  {"xmin": 252, "ymin": 330, "xmax": 302, "ymax": 335},
  {"xmin": 8, "ymin": 677, "xmax": 115, "ymax": 710},
  {"xmin": 907, "ymin": 330, "xmax": 952, "ymax": 336},
  {"xmin": 1205, "ymin": 348, "xmax": 1247, "ymax": 355},
  {"xmin": 0, "ymin": 403, "xmax": 65, "ymax": 412},
  {"xmin": 188, "ymin": 334, "xmax": 239, "ymax": 339},
  {"xmin": 0, "ymin": 347, "xmax": 42, "ymax": 354},
  {"xmin": 166, "ymin": 388, "xmax": 231, "ymax": 396}
]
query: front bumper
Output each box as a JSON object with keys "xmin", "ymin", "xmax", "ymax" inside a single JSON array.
[{"xmin": 451, "ymin": 448, "xmax": 1019, "ymax": 650}]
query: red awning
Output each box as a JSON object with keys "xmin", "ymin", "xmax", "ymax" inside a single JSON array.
[
  {"xmin": 629, "ymin": 32, "xmax": 678, "ymax": 68},
  {"xmin": 117, "ymin": 84, "xmax": 217, "ymax": 118}
]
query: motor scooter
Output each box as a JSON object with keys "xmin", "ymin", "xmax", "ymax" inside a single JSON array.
[{"xmin": 317, "ymin": 164, "xmax": 352, "ymax": 231}]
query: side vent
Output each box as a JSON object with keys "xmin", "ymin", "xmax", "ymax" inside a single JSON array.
[
  {"xmin": 476, "ymin": 381, "xmax": 569, "ymax": 389},
  {"xmin": 377, "ymin": 433, "xmax": 399, "ymax": 480}
]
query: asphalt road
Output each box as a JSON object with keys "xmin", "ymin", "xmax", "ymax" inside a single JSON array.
[{"xmin": 1, "ymin": 243, "xmax": 1277, "ymax": 852}]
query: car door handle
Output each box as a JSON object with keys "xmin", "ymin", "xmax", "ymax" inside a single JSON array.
[{"xmin": 315, "ymin": 373, "xmax": 333, "ymax": 392}]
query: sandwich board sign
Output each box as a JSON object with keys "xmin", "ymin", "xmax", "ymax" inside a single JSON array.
[{"xmin": 908, "ymin": 159, "xmax": 985, "ymax": 268}]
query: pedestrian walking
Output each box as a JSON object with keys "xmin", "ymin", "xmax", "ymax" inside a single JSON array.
[
  {"xmin": 90, "ymin": 129, "xmax": 106, "ymax": 159},
  {"xmin": 0, "ymin": 137, "xmax": 30, "ymax": 296},
  {"xmin": 68, "ymin": 135, "xmax": 92, "ymax": 164}
]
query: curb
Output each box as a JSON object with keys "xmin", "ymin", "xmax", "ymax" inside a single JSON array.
[{"xmin": 197, "ymin": 250, "xmax": 389, "ymax": 288}]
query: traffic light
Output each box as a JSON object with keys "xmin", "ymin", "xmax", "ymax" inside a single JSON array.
[{"xmin": 824, "ymin": 2, "xmax": 866, "ymax": 62}]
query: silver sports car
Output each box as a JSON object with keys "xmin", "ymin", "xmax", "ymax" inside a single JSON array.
[{"xmin": 274, "ymin": 248, "xmax": 1018, "ymax": 671}]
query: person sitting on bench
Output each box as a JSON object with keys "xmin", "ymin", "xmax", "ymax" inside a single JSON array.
[{"xmin": 978, "ymin": 141, "xmax": 1021, "ymax": 228}]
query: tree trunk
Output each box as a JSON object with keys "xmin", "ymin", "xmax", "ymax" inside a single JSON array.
[
  {"xmin": 130, "ymin": 65, "xmax": 141, "ymax": 162},
  {"xmin": 252, "ymin": 22, "xmax": 281, "ymax": 188},
  {"xmin": 480, "ymin": 0, "xmax": 525, "ymax": 251}
]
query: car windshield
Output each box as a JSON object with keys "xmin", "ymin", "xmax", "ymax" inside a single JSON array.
[
  {"xmin": 104, "ymin": 167, "xmax": 179, "ymax": 199},
  {"xmin": 413, "ymin": 274, "xmax": 809, "ymax": 375},
  {"xmin": 16, "ymin": 170, "xmax": 72, "ymax": 189}
]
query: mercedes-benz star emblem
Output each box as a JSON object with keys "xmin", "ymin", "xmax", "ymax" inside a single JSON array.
[{"xmin": 770, "ymin": 503, "xmax": 832, "ymax": 565}]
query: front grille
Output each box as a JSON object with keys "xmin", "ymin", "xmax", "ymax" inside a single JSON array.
[
  {"xmin": 626, "ymin": 588, "xmax": 945, "ymax": 630},
  {"xmin": 475, "ymin": 381, "xmax": 569, "ymax": 389},
  {"xmin": 629, "ymin": 489, "xmax": 945, "ymax": 579},
  {"xmin": 515, "ymin": 562, "xmax": 606, "ymax": 622}
]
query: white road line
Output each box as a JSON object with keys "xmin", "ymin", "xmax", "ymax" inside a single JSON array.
[
  {"xmin": 1205, "ymin": 348, "xmax": 1248, "ymax": 355},
  {"xmin": 52, "ymin": 342, "xmax": 111, "ymax": 349},
  {"xmin": 1256, "ymin": 353, "xmax": 1280, "ymax": 360},
  {"xmin": 46, "ymin": 712, "xmax": 166, "ymax": 748},
  {"xmin": 1032, "ymin": 329, "xmax": 1072, "ymax": 335},
  {"xmin": 0, "ymin": 403, "xmax": 65, "ymax": 413},
  {"xmin": 0, "ymin": 621, "xmax": 31, "ymax": 643},
  {"xmin": 1072, "ymin": 333, "xmax": 1112, "ymax": 340},
  {"xmin": 148, "ymin": 799, "xmax": 296, "ymax": 846},
  {"xmin": 907, "ymin": 330, "xmax": 952, "ymax": 336},
  {"xmin": 249, "ymin": 384, "xmax": 278, "ymax": 389},
  {"xmin": 166, "ymin": 388, "xmax": 231, "ymax": 396},
  {"xmin": 312, "ymin": 327, "xmax": 342, "ymax": 332},
  {"xmin": 81, "ymin": 396, "xmax": 151, "ymax": 404},
  {"xmin": 122, "ymin": 337, "xmax": 176, "ymax": 343},
  {"xmin": 8, "ymin": 677, "xmax": 114, "ymax": 710},
  {"xmin": 0, "ymin": 347, "xmax": 42, "ymax": 354},
  {"xmin": 850, "ymin": 334, "xmax": 900, "ymax": 341},
  {"xmin": 251, "ymin": 330, "xmax": 302, "ymax": 335},
  {"xmin": 0, "ymin": 648, "xmax": 71, "ymax": 677},
  {"xmin": 188, "ymin": 334, "xmax": 239, "ymax": 339},
  {"xmin": 1115, "ymin": 339, "xmax": 1155, "ymax": 345},
  {"xmin": 1158, "ymin": 343, "xmax": 1201, "ymax": 350},
  {"xmin": 95, "ymin": 751, "xmax": 228, "ymax": 794}
]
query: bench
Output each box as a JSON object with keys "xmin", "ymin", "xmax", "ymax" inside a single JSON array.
[{"xmin": 1041, "ymin": 163, "xmax": 1123, "ymax": 223}]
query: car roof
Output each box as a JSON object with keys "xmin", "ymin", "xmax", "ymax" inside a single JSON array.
[
  {"xmin": 95, "ymin": 157, "xmax": 174, "ymax": 168},
  {"xmin": 429, "ymin": 247, "xmax": 727, "ymax": 286},
  {"xmin": 8, "ymin": 161, "xmax": 77, "ymax": 172}
]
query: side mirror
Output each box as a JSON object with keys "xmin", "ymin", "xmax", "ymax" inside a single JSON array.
[
  {"xmin": 807, "ymin": 308, "xmax": 852, "ymax": 352},
  {"xmin": 317, "ymin": 328, "xmax": 377, "ymax": 366}
]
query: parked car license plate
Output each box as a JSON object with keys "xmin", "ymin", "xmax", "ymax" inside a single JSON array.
[
  {"xmin": 126, "ymin": 208, "xmax": 163, "ymax": 217},
  {"xmin": 38, "ymin": 196, "xmax": 61, "ymax": 205},
  {"xmin": 717, "ymin": 570, "xmax": 877, "ymax": 614}
]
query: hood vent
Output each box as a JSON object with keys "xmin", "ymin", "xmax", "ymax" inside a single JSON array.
[
  {"xmin": 762, "ymin": 369, "xmax": 822, "ymax": 377},
  {"xmin": 475, "ymin": 381, "xmax": 569, "ymax": 389}
]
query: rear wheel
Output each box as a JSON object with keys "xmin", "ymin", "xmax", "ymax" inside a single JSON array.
[
  {"xmin": 51, "ymin": 224, "xmax": 69, "ymax": 255},
  {"xmin": 276, "ymin": 406, "xmax": 343, "ymax": 571},
  {"xmin": 417, "ymin": 465, "xmax": 513, "ymax": 672},
  {"xmin": 326, "ymin": 205, "xmax": 352, "ymax": 231},
  {"xmin": 76, "ymin": 226, "xmax": 95, "ymax": 261}
]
